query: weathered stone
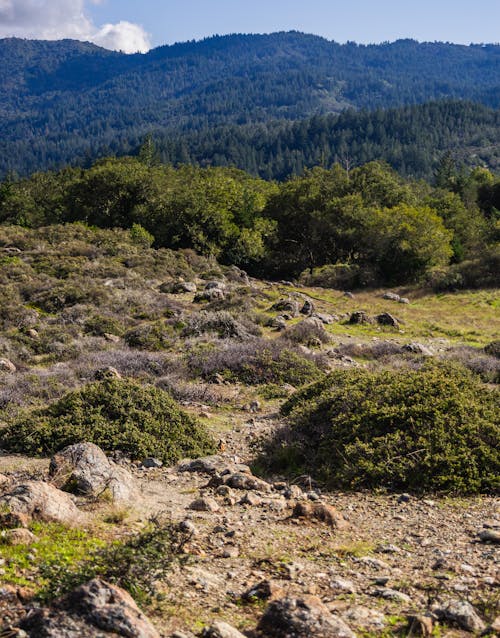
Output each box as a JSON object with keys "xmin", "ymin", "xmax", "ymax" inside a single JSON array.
[
  {"xmin": 478, "ymin": 529, "xmax": 500, "ymax": 544},
  {"xmin": 403, "ymin": 343, "xmax": 433, "ymax": 356},
  {"xmin": 1, "ymin": 528, "xmax": 38, "ymax": 545},
  {"xmin": 383, "ymin": 292, "xmax": 401, "ymax": 302},
  {"xmin": 257, "ymin": 596, "xmax": 356, "ymax": 637},
  {"xmin": 330, "ymin": 578, "xmax": 357, "ymax": 594},
  {"xmin": 242, "ymin": 580, "xmax": 284, "ymax": 602},
  {"xmin": 188, "ymin": 497, "xmax": 220, "ymax": 512},
  {"xmin": 49, "ymin": 443, "xmax": 136, "ymax": 503},
  {"xmin": 94, "ymin": 366, "xmax": 122, "ymax": 380},
  {"xmin": 433, "ymin": 599, "xmax": 486, "ymax": 633},
  {"xmin": 406, "ymin": 614, "xmax": 434, "ymax": 637},
  {"xmin": 141, "ymin": 458, "xmax": 163, "ymax": 469},
  {"xmin": 341, "ymin": 607, "xmax": 386, "ymax": 630},
  {"xmin": 375, "ymin": 312, "xmax": 399, "ymax": 327},
  {"xmin": 300, "ymin": 300, "xmax": 315, "ymax": 316},
  {"xmin": 161, "ymin": 280, "xmax": 197, "ymax": 294},
  {"xmin": 177, "ymin": 456, "xmax": 250, "ymax": 476},
  {"xmin": 239, "ymin": 492, "xmax": 261, "ymax": 507},
  {"xmin": 0, "ymin": 358, "xmax": 16, "ymax": 373},
  {"xmin": 201, "ymin": 621, "xmax": 246, "ymax": 638},
  {"xmin": 21, "ymin": 578, "xmax": 160, "ymax": 637},
  {"xmin": 271, "ymin": 299, "xmax": 300, "ymax": 317},
  {"xmin": 313, "ymin": 313, "xmax": 338, "ymax": 325},
  {"xmin": 291, "ymin": 501, "xmax": 348, "ymax": 529},
  {"xmin": 0, "ymin": 481, "xmax": 86, "ymax": 527},
  {"xmin": 349, "ymin": 311, "xmax": 372, "ymax": 325}
]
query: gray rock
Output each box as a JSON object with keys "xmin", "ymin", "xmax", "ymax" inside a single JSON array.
[
  {"xmin": 399, "ymin": 297, "xmax": 410, "ymax": 304},
  {"xmin": 330, "ymin": 578, "xmax": 357, "ymax": 594},
  {"xmin": 341, "ymin": 607, "xmax": 386, "ymax": 630},
  {"xmin": 20, "ymin": 578, "xmax": 160, "ymax": 637},
  {"xmin": 375, "ymin": 312, "xmax": 399, "ymax": 327},
  {"xmin": 434, "ymin": 599, "xmax": 486, "ymax": 633},
  {"xmin": 49, "ymin": 443, "xmax": 137, "ymax": 503},
  {"xmin": 0, "ymin": 481, "xmax": 86, "ymax": 527},
  {"xmin": 300, "ymin": 300, "xmax": 315, "ymax": 316},
  {"xmin": 271, "ymin": 299, "xmax": 300, "ymax": 317},
  {"xmin": 142, "ymin": 458, "xmax": 163, "ymax": 469},
  {"xmin": 239, "ymin": 492, "xmax": 261, "ymax": 506},
  {"xmin": 349, "ymin": 311, "xmax": 372, "ymax": 325},
  {"xmin": 383, "ymin": 292, "xmax": 401, "ymax": 302},
  {"xmin": 177, "ymin": 456, "xmax": 251, "ymax": 476},
  {"xmin": 0, "ymin": 358, "xmax": 16, "ymax": 373},
  {"xmin": 257, "ymin": 596, "xmax": 356, "ymax": 637},
  {"xmin": 313, "ymin": 313, "xmax": 338, "ymax": 325},
  {"xmin": 94, "ymin": 366, "xmax": 122, "ymax": 380},
  {"xmin": 201, "ymin": 621, "xmax": 246, "ymax": 638},
  {"xmin": 161, "ymin": 280, "xmax": 197, "ymax": 294},
  {"xmin": 403, "ymin": 343, "xmax": 433, "ymax": 356},
  {"xmin": 478, "ymin": 529, "xmax": 500, "ymax": 544},
  {"xmin": 188, "ymin": 497, "xmax": 220, "ymax": 512}
]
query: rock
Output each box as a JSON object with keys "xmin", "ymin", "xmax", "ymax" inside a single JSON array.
[
  {"xmin": 433, "ymin": 599, "xmax": 486, "ymax": 633},
  {"xmin": 271, "ymin": 299, "xmax": 300, "ymax": 317},
  {"xmin": 242, "ymin": 580, "xmax": 284, "ymax": 602},
  {"xmin": 188, "ymin": 497, "xmax": 220, "ymax": 512},
  {"xmin": 103, "ymin": 333, "xmax": 121, "ymax": 343},
  {"xmin": 397, "ymin": 493, "xmax": 412, "ymax": 503},
  {"xmin": 222, "ymin": 546, "xmax": 239, "ymax": 558},
  {"xmin": 372, "ymin": 588, "xmax": 411, "ymax": 603},
  {"xmin": 348, "ymin": 311, "xmax": 372, "ymax": 325},
  {"xmin": 313, "ymin": 313, "xmax": 338, "ymax": 325},
  {"xmin": 399, "ymin": 297, "xmax": 410, "ymax": 304},
  {"xmin": 300, "ymin": 300, "xmax": 315, "ymax": 316},
  {"xmin": 179, "ymin": 519, "xmax": 198, "ymax": 535},
  {"xmin": 20, "ymin": 578, "xmax": 160, "ymax": 637},
  {"xmin": 0, "ymin": 481, "xmax": 86, "ymax": 527},
  {"xmin": 49, "ymin": 443, "xmax": 136, "ymax": 503},
  {"xmin": 0, "ymin": 358, "xmax": 16, "ymax": 373},
  {"xmin": 344, "ymin": 292, "xmax": 355, "ymax": 299},
  {"xmin": 291, "ymin": 502, "xmax": 348, "ymax": 529},
  {"xmin": 178, "ymin": 456, "xmax": 251, "ymax": 476},
  {"xmin": 406, "ymin": 615, "xmax": 434, "ymax": 637},
  {"xmin": 94, "ymin": 366, "xmax": 122, "ymax": 380},
  {"xmin": 375, "ymin": 312, "xmax": 399, "ymax": 327},
  {"xmin": 239, "ymin": 492, "xmax": 261, "ymax": 507},
  {"xmin": 341, "ymin": 607, "xmax": 386, "ymax": 630},
  {"xmin": 330, "ymin": 578, "xmax": 357, "ymax": 594},
  {"xmin": 403, "ymin": 343, "xmax": 433, "ymax": 356},
  {"xmin": 141, "ymin": 458, "xmax": 163, "ymax": 469},
  {"xmin": 1, "ymin": 528, "xmax": 38, "ymax": 545},
  {"xmin": 216, "ymin": 472, "xmax": 272, "ymax": 493},
  {"xmin": 194, "ymin": 288, "xmax": 226, "ymax": 302},
  {"xmin": 478, "ymin": 529, "xmax": 500, "ymax": 544},
  {"xmin": 161, "ymin": 280, "xmax": 197, "ymax": 294},
  {"xmin": 283, "ymin": 485, "xmax": 304, "ymax": 500},
  {"xmin": 268, "ymin": 316, "xmax": 287, "ymax": 331},
  {"xmin": 249, "ymin": 400, "xmax": 261, "ymax": 413},
  {"xmin": 257, "ymin": 596, "xmax": 356, "ymax": 637},
  {"xmin": 355, "ymin": 556, "xmax": 390, "ymax": 570},
  {"xmin": 382, "ymin": 292, "xmax": 401, "ymax": 302},
  {"xmin": 201, "ymin": 622, "xmax": 246, "ymax": 638},
  {"xmin": 0, "ymin": 473, "xmax": 10, "ymax": 488},
  {"xmin": 205, "ymin": 281, "xmax": 227, "ymax": 292}
]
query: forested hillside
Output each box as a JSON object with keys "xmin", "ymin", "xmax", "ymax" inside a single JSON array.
[
  {"xmin": 1, "ymin": 33, "xmax": 500, "ymax": 176},
  {"xmin": 1, "ymin": 156, "xmax": 498, "ymax": 287}
]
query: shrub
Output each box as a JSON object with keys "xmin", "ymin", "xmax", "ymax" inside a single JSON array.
[
  {"xmin": 188, "ymin": 339, "xmax": 327, "ymax": 386},
  {"xmin": 282, "ymin": 319, "xmax": 330, "ymax": 345},
  {"xmin": 1, "ymin": 378, "xmax": 215, "ymax": 464},
  {"xmin": 183, "ymin": 310, "xmax": 258, "ymax": 340},
  {"xmin": 124, "ymin": 321, "xmax": 174, "ymax": 350},
  {"xmin": 271, "ymin": 362, "xmax": 499, "ymax": 494}
]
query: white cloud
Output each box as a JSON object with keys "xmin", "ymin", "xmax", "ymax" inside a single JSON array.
[{"xmin": 0, "ymin": 0, "xmax": 151, "ymax": 53}]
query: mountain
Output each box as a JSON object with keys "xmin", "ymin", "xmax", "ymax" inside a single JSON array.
[{"xmin": 1, "ymin": 32, "xmax": 500, "ymax": 177}]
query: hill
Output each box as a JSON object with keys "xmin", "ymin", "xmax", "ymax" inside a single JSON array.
[{"xmin": 2, "ymin": 33, "xmax": 500, "ymax": 176}]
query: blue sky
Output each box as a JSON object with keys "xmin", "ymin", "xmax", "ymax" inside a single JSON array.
[
  {"xmin": 1, "ymin": 0, "xmax": 499, "ymax": 53},
  {"xmin": 88, "ymin": 0, "xmax": 500, "ymax": 47}
]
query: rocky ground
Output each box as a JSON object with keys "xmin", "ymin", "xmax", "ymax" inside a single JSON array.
[{"xmin": 0, "ymin": 406, "xmax": 498, "ymax": 637}]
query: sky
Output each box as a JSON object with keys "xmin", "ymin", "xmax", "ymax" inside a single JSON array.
[{"xmin": 0, "ymin": 0, "xmax": 499, "ymax": 54}]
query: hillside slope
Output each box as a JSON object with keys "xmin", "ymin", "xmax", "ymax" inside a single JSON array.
[{"xmin": 1, "ymin": 33, "xmax": 500, "ymax": 176}]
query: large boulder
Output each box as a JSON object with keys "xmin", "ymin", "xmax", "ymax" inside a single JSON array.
[
  {"xmin": 257, "ymin": 596, "xmax": 356, "ymax": 637},
  {"xmin": 0, "ymin": 481, "xmax": 86, "ymax": 527},
  {"xmin": 49, "ymin": 443, "xmax": 137, "ymax": 503},
  {"xmin": 20, "ymin": 578, "xmax": 160, "ymax": 637}
]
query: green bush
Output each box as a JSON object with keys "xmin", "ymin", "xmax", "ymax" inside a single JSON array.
[
  {"xmin": 272, "ymin": 362, "xmax": 499, "ymax": 494},
  {"xmin": 1, "ymin": 378, "xmax": 215, "ymax": 464}
]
